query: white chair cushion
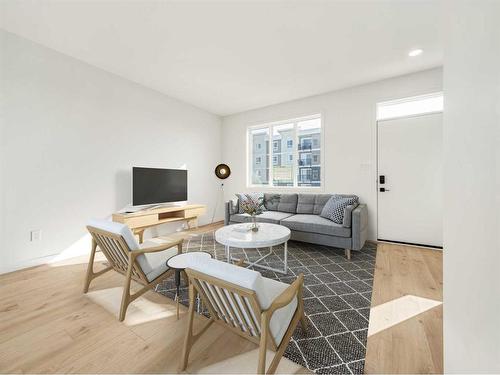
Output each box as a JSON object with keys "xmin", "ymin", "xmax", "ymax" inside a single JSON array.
[
  {"xmin": 188, "ymin": 258, "xmax": 297, "ymax": 345},
  {"xmin": 88, "ymin": 219, "xmax": 139, "ymax": 250},
  {"xmin": 261, "ymin": 277, "xmax": 298, "ymax": 345},
  {"xmin": 139, "ymin": 239, "xmax": 178, "ymax": 282},
  {"xmin": 88, "ymin": 220, "xmax": 176, "ymax": 281},
  {"xmin": 188, "ymin": 257, "xmax": 267, "ymax": 302}
]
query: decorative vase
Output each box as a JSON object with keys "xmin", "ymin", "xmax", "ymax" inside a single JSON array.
[{"xmin": 251, "ymin": 215, "xmax": 259, "ymax": 232}]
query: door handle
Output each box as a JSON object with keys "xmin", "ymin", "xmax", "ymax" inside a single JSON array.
[{"xmin": 380, "ymin": 187, "xmax": 390, "ymax": 192}]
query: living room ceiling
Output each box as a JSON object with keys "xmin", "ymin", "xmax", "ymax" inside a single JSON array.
[{"xmin": 0, "ymin": 0, "xmax": 442, "ymax": 116}]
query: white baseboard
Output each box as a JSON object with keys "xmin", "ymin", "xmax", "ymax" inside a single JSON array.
[
  {"xmin": 1, "ymin": 245, "xmax": 92, "ymax": 275},
  {"xmin": 0, "ymin": 254, "xmax": 59, "ymax": 275}
]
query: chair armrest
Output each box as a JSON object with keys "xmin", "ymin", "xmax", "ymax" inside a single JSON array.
[
  {"xmin": 131, "ymin": 239, "xmax": 183, "ymax": 256},
  {"xmin": 265, "ymin": 274, "xmax": 304, "ymax": 316}
]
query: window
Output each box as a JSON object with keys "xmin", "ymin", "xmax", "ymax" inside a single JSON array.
[
  {"xmin": 299, "ymin": 168, "xmax": 312, "ymax": 182},
  {"xmin": 249, "ymin": 127, "xmax": 270, "ymax": 185},
  {"xmin": 377, "ymin": 92, "xmax": 443, "ymax": 120},
  {"xmin": 248, "ymin": 115, "xmax": 322, "ymax": 187},
  {"xmin": 299, "ymin": 138, "xmax": 312, "ymax": 151},
  {"xmin": 312, "ymin": 168, "xmax": 320, "ymax": 181}
]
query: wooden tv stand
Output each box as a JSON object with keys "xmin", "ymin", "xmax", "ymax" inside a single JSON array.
[{"xmin": 112, "ymin": 204, "xmax": 207, "ymax": 243}]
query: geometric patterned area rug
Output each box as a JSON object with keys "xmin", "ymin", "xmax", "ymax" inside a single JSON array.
[{"xmin": 156, "ymin": 230, "xmax": 377, "ymax": 374}]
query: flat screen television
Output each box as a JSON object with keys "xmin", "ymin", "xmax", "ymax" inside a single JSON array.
[{"xmin": 132, "ymin": 167, "xmax": 187, "ymax": 206}]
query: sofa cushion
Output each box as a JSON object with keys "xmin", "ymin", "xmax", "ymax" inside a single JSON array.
[
  {"xmin": 281, "ymin": 214, "xmax": 351, "ymax": 237},
  {"xmin": 297, "ymin": 194, "xmax": 333, "ymax": 214},
  {"xmin": 312, "ymin": 194, "xmax": 334, "ymax": 215},
  {"xmin": 320, "ymin": 196, "xmax": 359, "ymax": 224},
  {"xmin": 230, "ymin": 211, "xmax": 294, "ymax": 224},
  {"xmin": 277, "ymin": 193, "xmax": 298, "ymax": 213},
  {"xmin": 296, "ymin": 194, "xmax": 316, "ymax": 214},
  {"xmin": 264, "ymin": 193, "xmax": 280, "ymax": 211}
]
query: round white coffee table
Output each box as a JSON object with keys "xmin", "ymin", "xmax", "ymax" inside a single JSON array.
[{"xmin": 215, "ymin": 223, "xmax": 291, "ymax": 274}]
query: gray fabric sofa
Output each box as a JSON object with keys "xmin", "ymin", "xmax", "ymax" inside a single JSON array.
[{"xmin": 224, "ymin": 193, "xmax": 368, "ymax": 259}]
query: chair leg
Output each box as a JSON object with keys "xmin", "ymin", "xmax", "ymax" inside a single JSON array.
[
  {"xmin": 83, "ymin": 239, "xmax": 98, "ymax": 293},
  {"xmin": 180, "ymin": 284, "xmax": 197, "ymax": 371},
  {"xmin": 119, "ymin": 264, "xmax": 134, "ymax": 322},
  {"xmin": 258, "ymin": 314, "xmax": 269, "ymax": 374},
  {"xmin": 300, "ymin": 312, "xmax": 308, "ymax": 331},
  {"xmin": 297, "ymin": 276, "xmax": 307, "ymax": 331}
]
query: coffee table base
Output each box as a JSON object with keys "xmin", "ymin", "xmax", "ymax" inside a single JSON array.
[{"xmin": 225, "ymin": 242, "xmax": 288, "ymax": 275}]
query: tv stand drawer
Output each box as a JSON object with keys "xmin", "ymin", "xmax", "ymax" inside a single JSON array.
[
  {"xmin": 184, "ymin": 208, "xmax": 206, "ymax": 218},
  {"xmin": 124, "ymin": 215, "xmax": 159, "ymax": 228}
]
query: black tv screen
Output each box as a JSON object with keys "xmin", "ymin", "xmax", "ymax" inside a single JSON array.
[{"xmin": 132, "ymin": 167, "xmax": 187, "ymax": 206}]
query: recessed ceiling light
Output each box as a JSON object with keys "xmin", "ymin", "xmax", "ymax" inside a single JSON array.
[{"xmin": 408, "ymin": 49, "xmax": 423, "ymax": 57}]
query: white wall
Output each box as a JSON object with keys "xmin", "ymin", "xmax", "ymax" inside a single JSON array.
[
  {"xmin": 0, "ymin": 30, "xmax": 223, "ymax": 273},
  {"xmin": 221, "ymin": 68, "xmax": 442, "ymax": 239},
  {"xmin": 442, "ymin": 1, "xmax": 500, "ymax": 372}
]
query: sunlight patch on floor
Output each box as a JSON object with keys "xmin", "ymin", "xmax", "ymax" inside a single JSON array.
[
  {"xmin": 85, "ymin": 287, "xmax": 176, "ymax": 326},
  {"xmin": 368, "ymin": 294, "xmax": 442, "ymax": 337},
  {"xmin": 47, "ymin": 233, "xmax": 93, "ymax": 267},
  {"xmin": 190, "ymin": 347, "xmax": 305, "ymax": 374}
]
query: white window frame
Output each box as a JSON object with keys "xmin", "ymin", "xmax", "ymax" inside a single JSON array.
[
  {"xmin": 377, "ymin": 92, "xmax": 443, "ymax": 121},
  {"xmin": 246, "ymin": 114, "xmax": 323, "ymax": 189}
]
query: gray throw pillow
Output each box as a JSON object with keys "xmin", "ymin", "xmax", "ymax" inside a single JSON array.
[
  {"xmin": 236, "ymin": 193, "xmax": 265, "ymax": 214},
  {"xmin": 320, "ymin": 195, "xmax": 359, "ymax": 224}
]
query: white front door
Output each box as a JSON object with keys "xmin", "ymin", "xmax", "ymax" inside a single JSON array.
[{"xmin": 377, "ymin": 113, "xmax": 443, "ymax": 247}]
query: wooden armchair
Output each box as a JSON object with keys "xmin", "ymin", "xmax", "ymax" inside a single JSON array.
[
  {"xmin": 85, "ymin": 219, "xmax": 183, "ymax": 321},
  {"xmin": 180, "ymin": 258, "xmax": 306, "ymax": 374}
]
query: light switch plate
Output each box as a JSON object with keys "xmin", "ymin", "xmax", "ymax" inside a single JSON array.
[{"xmin": 30, "ymin": 230, "xmax": 42, "ymax": 242}]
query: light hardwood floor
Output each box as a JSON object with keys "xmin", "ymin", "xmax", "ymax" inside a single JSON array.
[
  {"xmin": 365, "ymin": 242, "xmax": 443, "ymax": 374},
  {"xmin": 0, "ymin": 222, "xmax": 307, "ymax": 374},
  {"xmin": 0, "ymin": 224, "xmax": 443, "ymax": 374}
]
